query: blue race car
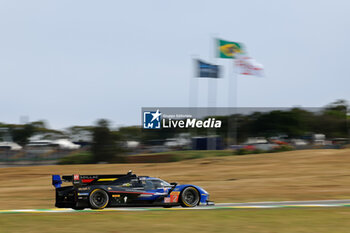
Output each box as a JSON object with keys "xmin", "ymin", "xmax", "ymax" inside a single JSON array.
[{"xmin": 52, "ymin": 171, "xmax": 213, "ymax": 209}]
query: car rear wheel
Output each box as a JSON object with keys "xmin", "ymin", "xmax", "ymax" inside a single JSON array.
[
  {"xmin": 89, "ymin": 189, "xmax": 109, "ymax": 209},
  {"xmin": 180, "ymin": 187, "xmax": 200, "ymax": 207}
]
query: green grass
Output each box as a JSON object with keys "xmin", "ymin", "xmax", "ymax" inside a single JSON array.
[
  {"xmin": 58, "ymin": 151, "xmax": 94, "ymax": 164},
  {"xmin": 1, "ymin": 208, "xmax": 350, "ymax": 233}
]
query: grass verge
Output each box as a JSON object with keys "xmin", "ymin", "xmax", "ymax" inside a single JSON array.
[{"xmin": 1, "ymin": 208, "xmax": 350, "ymax": 233}]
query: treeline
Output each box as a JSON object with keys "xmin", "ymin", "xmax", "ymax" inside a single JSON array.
[
  {"xmin": 135, "ymin": 100, "xmax": 349, "ymax": 144},
  {"xmin": 1, "ymin": 100, "xmax": 348, "ymax": 146},
  {"xmin": 214, "ymin": 101, "xmax": 348, "ymax": 143},
  {"xmin": 0, "ymin": 121, "xmax": 64, "ymax": 146},
  {"xmin": 0, "ymin": 100, "xmax": 348, "ymax": 163}
]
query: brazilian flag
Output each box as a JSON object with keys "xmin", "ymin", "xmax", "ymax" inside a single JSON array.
[{"xmin": 217, "ymin": 39, "xmax": 244, "ymax": 59}]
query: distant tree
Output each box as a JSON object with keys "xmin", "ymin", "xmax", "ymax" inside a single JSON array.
[
  {"xmin": 11, "ymin": 124, "xmax": 35, "ymax": 146},
  {"xmin": 91, "ymin": 119, "xmax": 121, "ymax": 162},
  {"xmin": 66, "ymin": 126, "xmax": 93, "ymax": 142},
  {"xmin": 140, "ymin": 127, "xmax": 177, "ymax": 145},
  {"xmin": 318, "ymin": 100, "xmax": 348, "ymax": 138},
  {"xmin": 118, "ymin": 126, "xmax": 141, "ymax": 141},
  {"xmin": 30, "ymin": 121, "xmax": 47, "ymax": 129}
]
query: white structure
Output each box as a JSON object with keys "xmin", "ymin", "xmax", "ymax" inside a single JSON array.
[
  {"xmin": 290, "ymin": 139, "xmax": 308, "ymax": 146},
  {"xmin": 125, "ymin": 141, "xmax": 140, "ymax": 149},
  {"xmin": 164, "ymin": 133, "xmax": 191, "ymax": 148},
  {"xmin": 245, "ymin": 137, "xmax": 268, "ymax": 144},
  {"xmin": 0, "ymin": 142, "xmax": 22, "ymax": 150},
  {"xmin": 27, "ymin": 140, "xmax": 54, "ymax": 147},
  {"xmin": 313, "ymin": 134, "xmax": 326, "ymax": 145},
  {"xmin": 53, "ymin": 139, "xmax": 81, "ymax": 150},
  {"xmin": 27, "ymin": 139, "xmax": 80, "ymax": 149}
]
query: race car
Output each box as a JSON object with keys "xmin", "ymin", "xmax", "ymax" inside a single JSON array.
[{"xmin": 52, "ymin": 171, "xmax": 213, "ymax": 209}]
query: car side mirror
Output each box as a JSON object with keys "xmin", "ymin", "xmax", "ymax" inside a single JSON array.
[{"xmin": 170, "ymin": 182, "xmax": 178, "ymax": 186}]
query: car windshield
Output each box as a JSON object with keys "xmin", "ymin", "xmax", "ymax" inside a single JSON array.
[
  {"xmin": 154, "ymin": 179, "xmax": 171, "ymax": 187},
  {"xmin": 143, "ymin": 179, "xmax": 171, "ymax": 190}
]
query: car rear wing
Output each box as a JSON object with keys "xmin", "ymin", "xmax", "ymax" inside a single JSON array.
[
  {"xmin": 52, "ymin": 171, "xmax": 135, "ymax": 188},
  {"xmin": 52, "ymin": 174, "xmax": 82, "ymax": 188}
]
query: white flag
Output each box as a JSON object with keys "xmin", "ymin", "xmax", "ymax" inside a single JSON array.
[{"xmin": 235, "ymin": 56, "xmax": 264, "ymax": 77}]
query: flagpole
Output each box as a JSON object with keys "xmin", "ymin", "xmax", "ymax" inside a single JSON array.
[
  {"xmin": 208, "ymin": 35, "xmax": 218, "ymax": 150},
  {"xmin": 189, "ymin": 55, "xmax": 199, "ymax": 150},
  {"xmin": 232, "ymin": 59, "xmax": 238, "ymax": 145},
  {"xmin": 212, "ymin": 36, "xmax": 218, "ymax": 149},
  {"xmin": 211, "ymin": 35, "xmax": 218, "ymax": 109},
  {"xmin": 207, "ymin": 39, "xmax": 212, "ymax": 150},
  {"xmin": 228, "ymin": 57, "xmax": 238, "ymax": 146},
  {"xmin": 189, "ymin": 55, "xmax": 199, "ymax": 108}
]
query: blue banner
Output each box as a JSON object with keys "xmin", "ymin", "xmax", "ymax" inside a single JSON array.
[{"xmin": 197, "ymin": 59, "xmax": 220, "ymax": 78}]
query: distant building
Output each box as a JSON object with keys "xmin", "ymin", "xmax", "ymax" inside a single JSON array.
[{"xmin": 0, "ymin": 142, "xmax": 22, "ymax": 150}]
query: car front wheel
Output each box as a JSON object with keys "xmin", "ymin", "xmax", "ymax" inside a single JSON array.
[{"xmin": 180, "ymin": 187, "xmax": 200, "ymax": 207}]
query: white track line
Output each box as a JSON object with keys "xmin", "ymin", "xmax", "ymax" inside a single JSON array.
[{"xmin": 1, "ymin": 201, "xmax": 350, "ymax": 214}]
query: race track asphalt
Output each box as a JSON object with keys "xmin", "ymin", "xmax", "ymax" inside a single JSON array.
[{"xmin": 214, "ymin": 199, "xmax": 350, "ymax": 208}]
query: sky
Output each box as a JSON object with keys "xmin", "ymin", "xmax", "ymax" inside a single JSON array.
[{"xmin": 0, "ymin": 0, "xmax": 349, "ymax": 129}]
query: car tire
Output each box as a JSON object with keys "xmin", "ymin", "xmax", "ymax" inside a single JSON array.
[
  {"xmin": 89, "ymin": 189, "xmax": 109, "ymax": 209},
  {"xmin": 180, "ymin": 187, "xmax": 200, "ymax": 208}
]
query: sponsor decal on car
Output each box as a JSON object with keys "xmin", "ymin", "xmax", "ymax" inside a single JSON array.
[
  {"xmin": 112, "ymin": 194, "xmax": 120, "ymax": 198},
  {"xmin": 97, "ymin": 178, "xmax": 118, "ymax": 182},
  {"xmin": 170, "ymin": 191, "xmax": 180, "ymax": 203},
  {"xmin": 140, "ymin": 194, "xmax": 153, "ymax": 197},
  {"xmin": 80, "ymin": 175, "xmax": 98, "ymax": 179},
  {"xmin": 77, "ymin": 193, "xmax": 89, "ymax": 196}
]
